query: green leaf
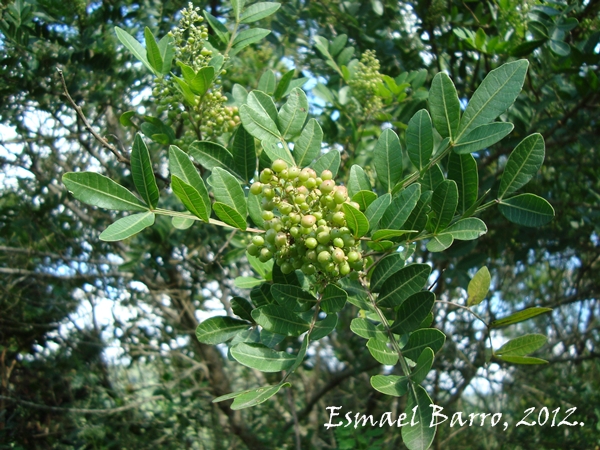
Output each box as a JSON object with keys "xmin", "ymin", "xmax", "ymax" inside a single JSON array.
[
  {"xmin": 496, "ymin": 355, "xmax": 548, "ymax": 364},
  {"xmin": 426, "ymin": 234, "xmax": 454, "ymax": 252},
  {"xmin": 352, "ymin": 190, "xmax": 377, "ymax": 211},
  {"xmin": 370, "ymin": 253, "xmax": 406, "ymax": 293},
  {"xmin": 188, "ymin": 141, "xmax": 237, "ymax": 175},
  {"xmin": 262, "ymin": 141, "xmax": 295, "ymax": 168},
  {"xmin": 119, "ymin": 111, "xmax": 136, "ymax": 127},
  {"xmin": 207, "ymin": 167, "xmax": 247, "ymax": 218},
  {"xmin": 247, "ymin": 252, "xmax": 273, "ymax": 278},
  {"xmin": 203, "ymin": 11, "xmax": 229, "ymax": 44},
  {"xmin": 447, "ymin": 152, "xmax": 478, "ymax": 214},
  {"xmin": 310, "ymin": 314, "xmax": 338, "ymax": 340},
  {"xmin": 230, "ymin": 383, "xmax": 290, "ymax": 410},
  {"xmin": 467, "ymin": 266, "xmax": 491, "ymax": 306},
  {"xmin": 350, "ymin": 318, "xmax": 388, "ymax": 341},
  {"xmin": 342, "ymin": 203, "xmax": 369, "ymax": 238},
  {"xmin": 371, "ymin": 229, "xmax": 415, "ymax": 241},
  {"xmin": 321, "ymin": 284, "xmax": 347, "ymax": 314},
  {"xmin": 157, "ymin": 33, "xmax": 175, "ymax": 75},
  {"xmin": 365, "ymin": 193, "xmax": 391, "ymax": 231},
  {"xmin": 374, "ymin": 128, "xmax": 403, "ymax": 193},
  {"xmin": 234, "ymin": 276, "xmax": 264, "ymax": 289},
  {"xmin": 232, "ymin": 126, "xmax": 256, "ymax": 182},
  {"xmin": 240, "ymin": 104, "xmax": 281, "ymax": 143},
  {"xmin": 231, "ymin": 0, "xmax": 244, "ymax": 21},
  {"xmin": 429, "ymin": 72, "xmax": 461, "ymax": 140},
  {"xmin": 131, "ymin": 134, "xmax": 159, "ymax": 209},
  {"xmin": 100, "ymin": 212, "xmax": 155, "ymax": 241},
  {"xmin": 402, "ymin": 329, "xmax": 446, "ymax": 361},
  {"xmin": 430, "ymin": 180, "xmax": 458, "ymax": 233},
  {"xmin": 440, "ymin": 218, "xmax": 487, "ymax": 240},
  {"xmin": 288, "ymin": 333, "xmax": 309, "ymax": 373},
  {"xmin": 114, "ymin": 26, "xmax": 155, "ymax": 75},
  {"xmin": 490, "ymin": 307, "xmax": 552, "ymax": 328},
  {"xmin": 378, "ymin": 264, "xmax": 432, "ymax": 308},
  {"xmin": 251, "ymin": 305, "xmax": 310, "ymax": 336},
  {"xmin": 231, "ymin": 297, "xmax": 254, "ymax": 322},
  {"xmin": 294, "ymin": 119, "xmax": 323, "ymax": 167},
  {"xmin": 144, "ymin": 27, "xmax": 162, "ymax": 74},
  {"xmin": 213, "ymin": 202, "xmax": 247, "ymax": 230},
  {"xmin": 248, "ymin": 90, "xmax": 278, "ymax": 122},
  {"xmin": 370, "ymin": 375, "xmax": 408, "ymax": 397},
  {"xmin": 277, "ymin": 88, "xmax": 308, "ymax": 138},
  {"xmin": 171, "ymin": 175, "xmax": 211, "ymax": 222},
  {"xmin": 274, "ymin": 69, "xmax": 296, "ymax": 100},
  {"xmin": 172, "ymin": 216, "xmax": 194, "ymax": 230},
  {"xmin": 312, "ymin": 151, "xmax": 340, "ymax": 178},
  {"xmin": 402, "ymin": 385, "xmax": 436, "ymax": 450},
  {"xmin": 260, "ymin": 329, "xmax": 285, "ymax": 348},
  {"xmin": 271, "ymin": 284, "xmax": 316, "ymax": 312},
  {"xmin": 251, "ymin": 283, "xmax": 273, "ymax": 307},
  {"xmin": 496, "ymin": 334, "xmax": 547, "ymax": 357},
  {"xmin": 248, "ymin": 191, "xmax": 265, "ymax": 228},
  {"xmin": 403, "ymin": 191, "xmax": 432, "ymax": 239},
  {"xmin": 258, "ymin": 70, "xmax": 276, "ymax": 95},
  {"xmin": 195, "ymin": 316, "xmax": 250, "ymax": 344},
  {"xmin": 411, "ymin": 348, "xmax": 434, "ymax": 384},
  {"xmin": 456, "ymin": 60, "xmax": 528, "ymax": 141},
  {"xmin": 420, "ymin": 163, "xmax": 444, "ymax": 192},
  {"xmin": 168, "ymin": 145, "xmax": 211, "ymax": 221},
  {"xmin": 347, "ymin": 165, "xmax": 372, "ymax": 198},
  {"xmin": 406, "ymin": 109, "xmax": 434, "ymax": 171},
  {"xmin": 499, "ymin": 194, "xmax": 554, "ymax": 227},
  {"xmin": 188, "ymin": 66, "xmax": 215, "ymax": 96},
  {"xmin": 62, "ymin": 172, "xmax": 148, "ymax": 211},
  {"xmin": 498, "ymin": 133, "xmax": 545, "ymax": 199},
  {"xmin": 367, "ymin": 338, "xmax": 398, "ymax": 365},
  {"xmin": 172, "ymin": 75, "xmax": 197, "ymax": 106},
  {"xmin": 380, "ymin": 184, "xmax": 421, "ymax": 230},
  {"xmin": 231, "ymin": 342, "xmax": 296, "ymax": 372},
  {"xmin": 232, "ymin": 28, "xmax": 271, "ymax": 52},
  {"xmin": 453, "ymin": 122, "xmax": 514, "ymax": 154},
  {"xmin": 390, "ymin": 291, "xmax": 435, "ymax": 335}
]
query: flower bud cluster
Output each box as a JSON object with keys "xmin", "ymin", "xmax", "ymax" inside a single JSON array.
[
  {"xmin": 152, "ymin": 3, "xmax": 240, "ymax": 143},
  {"xmin": 247, "ymin": 159, "xmax": 365, "ymax": 282},
  {"xmin": 348, "ymin": 50, "xmax": 384, "ymax": 116}
]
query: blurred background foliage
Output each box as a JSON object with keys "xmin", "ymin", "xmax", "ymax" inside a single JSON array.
[{"xmin": 0, "ymin": 0, "xmax": 598, "ymax": 448}]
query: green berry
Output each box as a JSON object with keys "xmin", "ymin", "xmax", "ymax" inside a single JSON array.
[
  {"xmin": 280, "ymin": 262, "xmax": 294, "ymax": 274},
  {"xmin": 317, "ymin": 231, "xmax": 331, "ymax": 245},
  {"xmin": 301, "ymin": 263, "xmax": 316, "ymax": 275},
  {"xmin": 332, "ymin": 211, "xmax": 346, "ymax": 226},
  {"xmin": 321, "ymin": 169, "xmax": 333, "ymax": 180},
  {"xmin": 347, "ymin": 251, "xmax": 360, "ymax": 263},
  {"xmin": 259, "ymin": 169, "xmax": 273, "ymax": 183},
  {"xmin": 301, "ymin": 215, "xmax": 317, "ymax": 228},
  {"xmin": 250, "ymin": 182, "xmax": 263, "ymax": 195},
  {"xmin": 252, "ymin": 235, "xmax": 265, "ymax": 247},
  {"xmin": 305, "ymin": 237, "xmax": 318, "ymax": 249},
  {"xmin": 275, "ymin": 232, "xmax": 287, "ymax": 247},
  {"xmin": 340, "ymin": 261, "xmax": 351, "ymax": 276},
  {"xmin": 261, "ymin": 210, "xmax": 274, "ymax": 221},
  {"xmin": 332, "ymin": 248, "xmax": 345, "ymax": 263},
  {"xmin": 320, "ymin": 180, "xmax": 335, "ymax": 194},
  {"xmin": 333, "ymin": 237, "xmax": 345, "ymax": 248},
  {"xmin": 318, "ymin": 251, "xmax": 331, "ymax": 264},
  {"xmin": 272, "ymin": 159, "xmax": 288, "ymax": 173},
  {"xmin": 247, "ymin": 244, "xmax": 259, "ymax": 256}
]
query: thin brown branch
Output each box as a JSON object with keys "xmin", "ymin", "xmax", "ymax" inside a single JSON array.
[
  {"xmin": 57, "ymin": 68, "xmax": 129, "ymax": 164},
  {"xmin": 0, "ymin": 394, "xmax": 164, "ymax": 415}
]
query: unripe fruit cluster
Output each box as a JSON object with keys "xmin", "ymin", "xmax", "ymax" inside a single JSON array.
[{"xmin": 247, "ymin": 159, "xmax": 365, "ymax": 281}]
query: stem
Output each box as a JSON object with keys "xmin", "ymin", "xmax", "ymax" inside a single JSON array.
[
  {"xmin": 435, "ymin": 300, "xmax": 489, "ymax": 327},
  {"xmin": 401, "ymin": 141, "xmax": 452, "ymax": 190},
  {"xmin": 153, "ymin": 208, "xmax": 264, "ymax": 233}
]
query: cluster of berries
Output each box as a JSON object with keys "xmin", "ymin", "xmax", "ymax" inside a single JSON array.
[{"xmin": 247, "ymin": 159, "xmax": 365, "ymax": 281}]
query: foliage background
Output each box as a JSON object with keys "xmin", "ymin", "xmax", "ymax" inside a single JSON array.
[{"xmin": 1, "ymin": 0, "xmax": 599, "ymax": 448}]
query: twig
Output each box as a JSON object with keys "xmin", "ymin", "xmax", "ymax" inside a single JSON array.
[
  {"xmin": 0, "ymin": 394, "xmax": 165, "ymax": 415},
  {"xmin": 57, "ymin": 68, "xmax": 129, "ymax": 163}
]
